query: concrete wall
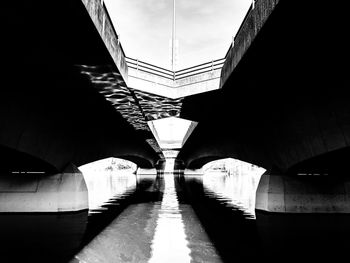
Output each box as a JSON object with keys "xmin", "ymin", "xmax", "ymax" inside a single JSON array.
[
  {"xmin": 256, "ymin": 173, "xmax": 350, "ymax": 213},
  {"xmin": 128, "ymin": 67, "xmax": 222, "ymax": 99},
  {"xmin": 81, "ymin": 0, "xmax": 128, "ymax": 83},
  {"xmin": 220, "ymin": 0, "xmax": 280, "ymax": 88},
  {"xmin": 0, "ymin": 164, "xmax": 88, "ymax": 213}
]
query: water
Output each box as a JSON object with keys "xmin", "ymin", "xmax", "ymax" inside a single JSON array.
[{"xmin": 1, "ymin": 171, "xmax": 350, "ymax": 262}]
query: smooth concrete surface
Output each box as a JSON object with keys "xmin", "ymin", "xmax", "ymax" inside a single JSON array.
[
  {"xmin": 128, "ymin": 67, "xmax": 222, "ymax": 99},
  {"xmin": 0, "ymin": 164, "xmax": 88, "ymax": 212},
  {"xmin": 256, "ymin": 173, "xmax": 350, "ymax": 213}
]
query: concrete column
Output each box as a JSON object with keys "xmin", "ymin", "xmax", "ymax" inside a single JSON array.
[
  {"xmin": 256, "ymin": 173, "xmax": 350, "ymax": 213},
  {"xmin": 0, "ymin": 163, "xmax": 88, "ymax": 212}
]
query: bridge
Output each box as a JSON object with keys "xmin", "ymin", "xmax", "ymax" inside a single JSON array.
[{"xmin": 1, "ymin": 0, "xmax": 349, "ymax": 216}]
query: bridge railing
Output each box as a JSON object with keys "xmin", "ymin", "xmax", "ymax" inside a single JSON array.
[
  {"xmin": 126, "ymin": 57, "xmax": 175, "ymax": 81},
  {"xmin": 126, "ymin": 57, "xmax": 225, "ymax": 82},
  {"xmin": 175, "ymin": 58, "xmax": 225, "ymax": 80}
]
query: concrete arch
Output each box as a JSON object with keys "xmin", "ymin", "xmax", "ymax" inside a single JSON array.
[
  {"xmin": 287, "ymin": 147, "xmax": 350, "ymax": 176},
  {"xmin": 0, "ymin": 144, "xmax": 58, "ymax": 174},
  {"xmin": 186, "ymin": 155, "xmax": 232, "ymax": 170},
  {"xmin": 78, "ymin": 155, "xmax": 153, "ymax": 170},
  {"xmin": 0, "ymin": 68, "xmax": 158, "ymax": 172}
]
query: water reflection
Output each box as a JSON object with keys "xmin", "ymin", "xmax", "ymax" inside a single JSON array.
[
  {"xmin": 149, "ymin": 173, "xmax": 191, "ymax": 263},
  {"xmin": 256, "ymin": 211, "xmax": 350, "ymax": 262},
  {"xmin": 203, "ymin": 167, "xmax": 264, "ymax": 217},
  {"xmin": 3, "ymin": 167, "xmax": 350, "ymax": 263},
  {"xmin": 73, "ymin": 175, "xmax": 221, "ymax": 263},
  {"xmin": 177, "ymin": 176, "xmax": 261, "ymax": 262},
  {"xmin": 80, "ymin": 160, "xmax": 137, "ymax": 211},
  {"xmin": 0, "ymin": 211, "xmax": 88, "ymax": 263}
]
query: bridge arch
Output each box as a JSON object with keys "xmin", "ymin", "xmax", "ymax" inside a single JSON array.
[
  {"xmin": 0, "ymin": 144, "xmax": 58, "ymax": 174},
  {"xmin": 186, "ymin": 155, "xmax": 232, "ymax": 170}
]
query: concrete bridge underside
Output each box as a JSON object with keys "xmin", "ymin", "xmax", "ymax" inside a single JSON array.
[
  {"xmin": 178, "ymin": 0, "xmax": 348, "ymax": 175},
  {"xmin": 1, "ymin": 0, "xmax": 350, "ymax": 216},
  {"xmin": 1, "ymin": 0, "xmax": 159, "ymax": 172}
]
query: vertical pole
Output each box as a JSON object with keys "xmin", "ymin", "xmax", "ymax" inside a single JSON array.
[{"xmin": 172, "ymin": 0, "xmax": 176, "ymax": 72}]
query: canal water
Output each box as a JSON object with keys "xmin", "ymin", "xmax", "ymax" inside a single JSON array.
[{"xmin": 1, "ymin": 168, "xmax": 350, "ymax": 262}]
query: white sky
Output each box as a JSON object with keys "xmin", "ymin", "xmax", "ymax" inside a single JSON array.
[{"xmin": 105, "ymin": 0, "xmax": 251, "ymax": 70}]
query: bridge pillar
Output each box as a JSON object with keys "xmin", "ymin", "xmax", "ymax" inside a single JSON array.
[
  {"xmin": 255, "ymin": 173, "xmax": 350, "ymax": 260},
  {"xmin": 256, "ymin": 173, "xmax": 350, "ymax": 213},
  {"xmin": 0, "ymin": 163, "xmax": 88, "ymax": 212}
]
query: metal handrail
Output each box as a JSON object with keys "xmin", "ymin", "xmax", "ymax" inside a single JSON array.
[
  {"xmin": 126, "ymin": 56, "xmax": 225, "ymax": 81},
  {"xmin": 127, "ymin": 62, "xmax": 174, "ymax": 78},
  {"xmin": 176, "ymin": 58, "xmax": 225, "ymax": 74},
  {"xmin": 175, "ymin": 61, "xmax": 224, "ymax": 78},
  {"xmin": 127, "ymin": 65, "xmax": 175, "ymax": 81},
  {"xmin": 126, "ymin": 57, "xmax": 173, "ymax": 75}
]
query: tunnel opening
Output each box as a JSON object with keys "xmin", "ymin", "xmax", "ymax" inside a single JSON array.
[
  {"xmin": 0, "ymin": 145, "xmax": 58, "ymax": 175},
  {"xmin": 148, "ymin": 117, "xmax": 198, "ymax": 174},
  {"xmin": 79, "ymin": 157, "xmax": 137, "ymax": 210},
  {"xmin": 202, "ymin": 158, "xmax": 265, "ymax": 217}
]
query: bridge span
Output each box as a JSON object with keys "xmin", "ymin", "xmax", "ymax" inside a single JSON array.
[{"xmin": 1, "ymin": 0, "xmax": 349, "ymax": 223}]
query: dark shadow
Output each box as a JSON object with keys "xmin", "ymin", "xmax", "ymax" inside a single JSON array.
[
  {"xmin": 0, "ymin": 145, "xmax": 57, "ymax": 174},
  {"xmin": 175, "ymin": 176, "xmax": 262, "ymax": 263},
  {"xmin": 256, "ymin": 210, "xmax": 350, "ymax": 262},
  {"xmin": 0, "ymin": 211, "xmax": 88, "ymax": 263},
  {"xmin": 288, "ymin": 147, "xmax": 350, "ymax": 176}
]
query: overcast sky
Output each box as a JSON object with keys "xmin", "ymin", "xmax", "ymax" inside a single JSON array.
[{"xmin": 105, "ymin": 0, "xmax": 251, "ymax": 70}]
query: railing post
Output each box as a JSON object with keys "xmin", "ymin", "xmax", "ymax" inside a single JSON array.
[
  {"xmin": 211, "ymin": 60, "xmax": 214, "ymax": 73},
  {"xmin": 136, "ymin": 59, "xmax": 139, "ymax": 75},
  {"xmin": 252, "ymin": 0, "xmax": 255, "ymax": 10},
  {"xmin": 232, "ymin": 35, "xmax": 235, "ymax": 48}
]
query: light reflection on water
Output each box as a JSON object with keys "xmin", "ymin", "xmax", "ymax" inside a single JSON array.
[
  {"xmin": 203, "ymin": 167, "xmax": 264, "ymax": 218},
  {"xmin": 81, "ymin": 167, "xmax": 137, "ymax": 211},
  {"xmin": 73, "ymin": 174, "xmax": 221, "ymax": 263},
  {"xmin": 2, "ymin": 164, "xmax": 350, "ymax": 262},
  {"xmin": 148, "ymin": 173, "xmax": 191, "ymax": 263}
]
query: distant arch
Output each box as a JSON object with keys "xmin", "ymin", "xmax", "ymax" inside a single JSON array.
[{"xmin": 79, "ymin": 157, "xmax": 137, "ymax": 172}]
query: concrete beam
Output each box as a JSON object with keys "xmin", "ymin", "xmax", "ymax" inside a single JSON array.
[
  {"xmin": 81, "ymin": 0, "xmax": 128, "ymax": 83},
  {"xmin": 220, "ymin": 0, "xmax": 280, "ymax": 88},
  {"xmin": 128, "ymin": 68, "xmax": 222, "ymax": 99}
]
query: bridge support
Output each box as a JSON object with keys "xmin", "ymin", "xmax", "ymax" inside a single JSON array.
[
  {"xmin": 256, "ymin": 173, "xmax": 350, "ymax": 213},
  {"xmin": 0, "ymin": 163, "xmax": 88, "ymax": 213},
  {"xmin": 255, "ymin": 173, "xmax": 350, "ymax": 260}
]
